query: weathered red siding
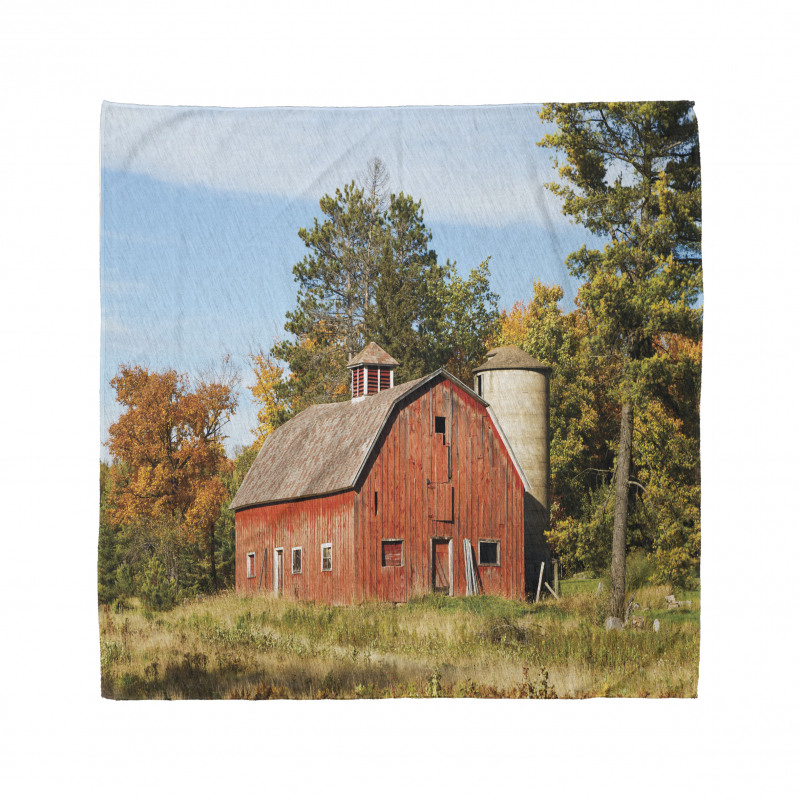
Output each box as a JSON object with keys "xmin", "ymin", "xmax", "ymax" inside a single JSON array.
[
  {"xmin": 235, "ymin": 491, "xmax": 355, "ymax": 604},
  {"xmin": 353, "ymin": 376, "xmax": 525, "ymax": 601},
  {"xmin": 235, "ymin": 375, "xmax": 525, "ymax": 603}
]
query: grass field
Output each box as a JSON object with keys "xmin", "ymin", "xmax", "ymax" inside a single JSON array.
[{"xmin": 99, "ymin": 580, "xmax": 699, "ymax": 699}]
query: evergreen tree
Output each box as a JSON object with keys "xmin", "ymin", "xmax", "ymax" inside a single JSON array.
[
  {"xmin": 539, "ymin": 102, "xmax": 701, "ymax": 616},
  {"xmin": 267, "ymin": 160, "xmax": 498, "ymax": 417},
  {"xmin": 98, "ymin": 460, "xmax": 121, "ymax": 604}
]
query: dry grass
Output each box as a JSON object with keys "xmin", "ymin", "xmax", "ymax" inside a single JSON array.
[{"xmin": 99, "ymin": 584, "xmax": 699, "ymax": 699}]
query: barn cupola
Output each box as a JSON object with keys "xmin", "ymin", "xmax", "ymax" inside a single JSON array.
[{"xmin": 347, "ymin": 342, "xmax": 399, "ymax": 402}]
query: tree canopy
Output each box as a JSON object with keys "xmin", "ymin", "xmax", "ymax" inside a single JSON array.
[
  {"xmin": 259, "ymin": 160, "xmax": 499, "ymax": 426},
  {"xmin": 493, "ymin": 282, "xmax": 700, "ymax": 587}
]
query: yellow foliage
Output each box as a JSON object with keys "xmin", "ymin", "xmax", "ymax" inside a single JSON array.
[{"xmin": 247, "ymin": 350, "xmax": 287, "ymax": 448}]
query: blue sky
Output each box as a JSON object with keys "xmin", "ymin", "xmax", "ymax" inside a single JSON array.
[{"xmin": 101, "ymin": 102, "xmax": 603, "ymax": 457}]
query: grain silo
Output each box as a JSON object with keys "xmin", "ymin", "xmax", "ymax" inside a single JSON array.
[{"xmin": 473, "ymin": 346, "xmax": 552, "ymax": 595}]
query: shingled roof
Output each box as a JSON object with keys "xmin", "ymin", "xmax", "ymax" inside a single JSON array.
[
  {"xmin": 230, "ymin": 376, "xmax": 426, "ymax": 510},
  {"xmin": 346, "ymin": 342, "xmax": 399, "ymax": 368}
]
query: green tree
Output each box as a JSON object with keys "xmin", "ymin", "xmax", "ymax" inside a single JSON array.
[
  {"xmin": 98, "ymin": 460, "xmax": 121, "ymax": 604},
  {"xmin": 140, "ymin": 555, "xmax": 175, "ymax": 611},
  {"xmin": 273, "ymin": 168, "xmax": 393, "ymax": 408},
  {"xmin": 539, "ymin": 102, "xmax": 701, "ymax": 616},
  {"xmin": 437, "ymin": 258, "xmax": 500, "ymax": 385},
  {"xmin": 365, "ymin": 191, "xmax": 441, "ymax": 383},
  {"xmin": 214, "ymin": 444, "xmax": 260, "ymax": 589},
  {"xmin": 267, "ymin": 160, "xmax": 498, "ymax": 419}
]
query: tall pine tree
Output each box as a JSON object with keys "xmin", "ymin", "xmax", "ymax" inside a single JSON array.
[
  {"xmin": 269, "ymin": 160, "xmax": 498, "ymax": 416},
  {"xmin": 538, "ymin": 102, "xmax": 701, "ymax": 617}
]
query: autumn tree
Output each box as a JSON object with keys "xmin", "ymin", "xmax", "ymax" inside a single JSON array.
[
  {"xmin": 492, "ymin": 282, "xmax": 617, "ymax": 533},
  {"xmin": 105, "ymin": 362, "xmax": 238, "ymax": 592},
  {"xmin": 247, "ymin": 350, "xmax": 291, "ymax": 447},
  {"xmin": 539, "ymin": 102, "xmax": 701, "ymax": 616}
]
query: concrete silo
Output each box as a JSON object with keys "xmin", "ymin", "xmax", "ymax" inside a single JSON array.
[{"xmin": 473, "ymin": 346, "xmax": 552, "ymax": 595}]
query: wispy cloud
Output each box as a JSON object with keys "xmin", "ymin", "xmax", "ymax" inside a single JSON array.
[{"xmin": 101, "ymin": 103, "xmax": 566, "ymax": 227}]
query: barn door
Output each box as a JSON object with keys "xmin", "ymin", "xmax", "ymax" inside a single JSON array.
[
  {"xmin": 274, "ymin": 548, "xmax": 284, "ymax": 596},
  {"xmin": 431, "ymin": 539, "xmax": 452, "ymax": 595}
]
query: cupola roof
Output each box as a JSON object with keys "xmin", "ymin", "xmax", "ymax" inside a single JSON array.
[{"xmin": 346, "ymin": 342, "xmax": 399, "ymax": 369}]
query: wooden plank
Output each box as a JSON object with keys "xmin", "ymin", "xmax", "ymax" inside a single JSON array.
[
  {"xmin": 409, "ymin": 397, "xmax": 419, "ymax": 596},
  {"xmin": 389, "ymin": 419, "xmax": 397, "ymax": 601},
  {"xmin": 536, "ymin": 561, "xmax": 545, "ymax": 603}
]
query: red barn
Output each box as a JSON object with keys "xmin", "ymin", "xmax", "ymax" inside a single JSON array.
[{"xmin": 231, "ymin": 343, "xmax": 544, "ymax": 603}]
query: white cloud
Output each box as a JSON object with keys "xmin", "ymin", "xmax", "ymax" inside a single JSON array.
[{"xmin": 101, "ymin": 102, "xmax": 568, "ymax": 227}]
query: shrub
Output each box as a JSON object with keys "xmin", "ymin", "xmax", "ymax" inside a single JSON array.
[
  {"xmin": 140, "ymin": 556, "xmax": 175, "ymax": 612},
  {"xmin": 112, "ymin": 597, "xmax": 131, "ymax": 614},
  {"xmin": 518, "ymin": 666, "xmax": 557, "ymax": 699},
  {"xmin": 114, "ymin": 563, "xmax": 137, "ymax": 598},
  {"xmin": 626, "ymin": 550, "xmax": 654, "ymax": 590}
]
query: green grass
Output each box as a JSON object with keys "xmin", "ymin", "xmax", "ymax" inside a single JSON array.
[{"xmin": 99, "ymin": 583, "xmax": 699, "ymax": 700}]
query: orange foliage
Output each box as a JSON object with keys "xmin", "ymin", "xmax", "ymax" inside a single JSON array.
[{"xmin": 106, "ymin": 365, "xmax": 237, "ymax": 539}]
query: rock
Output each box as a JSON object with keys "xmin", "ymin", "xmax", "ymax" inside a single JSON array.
[
  {"xmin": 665, "ymin": 594, "xmax": 680, "ymax": 610},
  {"xmin": 605, "ymin": 616, "xmax": 623, "ymax": 631},
  {"xmin": 653, "ymin": 619, "xmax": 660, "ymax": 632}
]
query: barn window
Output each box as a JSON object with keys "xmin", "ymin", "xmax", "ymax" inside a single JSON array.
[
  {"xmin": 246, "ymin": 552, "xmax": 256, "ymax": 578},
  {"xmin": 477, "ymin": 375, "xmax": 483, "ymax": 397},
  {"xmin": 321, "ymin": 543, "xmax": 332, "ymax": 572},
  {"xmin": 292, "ymin": 547, "xmax": 302, "ymax": 574},
  {"xmin": 478, "ymin": 540, "xmax": 500, "ymax": 566},
  {"xmin": 381, "ymin": 539, "xmax": 404, "ymax": 567},
  {"xmin": 434, "ymin": 415, "xmax": 446, "ymax": 436},
  {"xmin": 374, "ymin": 490, "xmax": 379, "ymax": 515}
]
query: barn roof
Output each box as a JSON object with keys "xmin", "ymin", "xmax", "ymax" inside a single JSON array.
[
  {"xmin": 230, "ymin": 375, "xmax": 427, "ymax": 509},
  {"xmin": 229, "ymin": 369, "xmax": 528, "ymax": 510},
  {"xmin": 473, "ymin": 345, "xmax": 551, "ymax": 373}
]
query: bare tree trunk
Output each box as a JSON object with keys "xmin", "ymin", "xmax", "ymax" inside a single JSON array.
[{"xmin": 610, "ymin": 400, "xmax": 633, "ymax": 618}]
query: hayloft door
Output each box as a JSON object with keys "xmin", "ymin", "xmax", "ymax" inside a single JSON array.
[
  {"xmin": 274, "ymin": 548, "xmax": 284, "ymax": 596},
  {"xmin": 432, "ymin": 538, "xmax": 452, "ymax": 595}
]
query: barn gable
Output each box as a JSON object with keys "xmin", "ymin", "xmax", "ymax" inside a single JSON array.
[
  {"xmin": 351, "ymin": 374, "xmax": 527, "ymax": 601},
  {"xmin": 230, "ymin": 369, "xmax": 529, "ymax": 511}
]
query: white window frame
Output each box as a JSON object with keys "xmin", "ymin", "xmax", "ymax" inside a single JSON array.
[
  {"xmin": 246, "ymin": 551, "xmax": 256, "ymax": 578},
  {"xmin": 292, "ymin": 546, "xmax": 302, "ymax": 574},
  {"xmin": 321, "ymin": 542, "xmax": 333, "ymax": 572},
  {"xmin": 478, "ymin": 539, "xmax": 500, "ymax": 566}
]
